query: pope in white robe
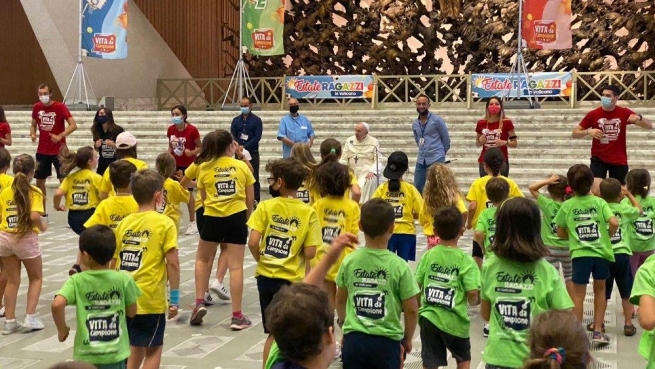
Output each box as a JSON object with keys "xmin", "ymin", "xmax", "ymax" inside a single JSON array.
[{"xmin": 341, "ymin": 122, "xmax": 381, "ymax": 203}]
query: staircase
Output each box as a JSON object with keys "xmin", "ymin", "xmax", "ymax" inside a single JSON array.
[{"xmin": 5, "ymin": 107, "xmax": 655, "ymax": 194}]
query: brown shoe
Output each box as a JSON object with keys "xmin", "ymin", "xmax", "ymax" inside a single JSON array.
[
  {"xmin": 586, "ymin": 322, "xmax": 606, "ymax": 333},
  {"xmin": 625, "ymin": 324, "xmax": 637, "ymax": 336}
]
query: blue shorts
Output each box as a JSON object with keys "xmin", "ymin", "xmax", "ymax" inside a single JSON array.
[
  {"xmin": 388, "ymin": 234, "xmax": 416, "ymax": 261},
  {"xmin": 572, "ymin": 256, "xmax": 610, "ymax": 285},
  {"xmin": 127, "ymin": 314, "xmax": 166, "ymax": 347},
  {"xmin": 606, "ymin": 253, "xmax": 634, "ymax": 299},
  {"xmin": 342, "ymin": 332, "xmax": 402, "ymax": 369}
]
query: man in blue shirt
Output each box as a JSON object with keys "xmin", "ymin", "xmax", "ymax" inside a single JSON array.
[
  {"xmin": 277, "ymin": 98, "xmax": 315, "ymax": 158},
  {"xmin": 412, "ymin": 95, "xmax": 451, "ymax": 193},
  {"xmin": 231, "ymin": 96, "xmax": 263, "ymax": 202}
]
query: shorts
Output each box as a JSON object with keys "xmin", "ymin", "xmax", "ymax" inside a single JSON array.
[
  {"xmin": 342, "ymin": 331, "xmax": 402, "ymax": 369},
  {"xmin": 127, "ymin": 314, "xmax": 166, "ymax": 347},
  {"xmin": 472, "ymin": 240, "xmax": 484, "ymax": 258},
  {"xmin": 95, "ymin": 361, "xmax": 126, "ymax": 369},
  {"xmin": 572, "ymin": 256, "xmax": 610, "ymax": 285},
  {"xmin": 630, "ymin": 251, "xmax": 654, "ymax": 278},
  {"xmin": 590, "ymin": 156, "xmax": 629, "ymax": 184},
  {"xmin": 35, "ymin": 153, "xmax": 63, "ymax": 180},
  {"xmin": 0, "ymin": 231, "xmax": 41, "ymax": 259},
  {"xmin": 606, "ymin": 253, "xmax": 633, "ymax": 299},
  {"xmin": 195, "ymin": 207, "xmax": 205, "ymax": 234},
  {"xmin": 257, "ymin": 276, "xmax": 292, "ymax": 333},
  {"xmin": 546, "ymin": 246, "xmax": 572, "ymax": 281},
  {"xmin": 68, "ymin": 208, "xmax": 95, "ymax": 235},
  {"xmin": 419, "ymin": 316, "xmax": 471, "ymax": 367},
  {"xmin": 200, "ymin": 211, "xmax": 248, "ymax": 244},
  {"xmin": 486, "ymin": 365, "xmax": 516, "ymax": 369},
  {"xmin": 388, "ymin": 234, "xmax": 416, "ymax": 261},
  {"xmin": 176, "ymin": 165, "xmax": 194, "ymax": 191}
]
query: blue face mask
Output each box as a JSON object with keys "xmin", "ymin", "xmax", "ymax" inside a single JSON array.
[
  {"xmin": 240, "ymin": 107, "xmax": 250, "ymax": 115},
  {"xmin": 171, "ymin": 116, "xmax": 184, "ymax": 125},
  {"xmin": 601, "ymin": 96, "xmax": 613, "ymax": 108}
]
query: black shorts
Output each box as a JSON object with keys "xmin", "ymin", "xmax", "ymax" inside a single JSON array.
[
  {"xmin": 572, "ymin": 256, "xmax": 610, "ymax": 285},
  {"xmin": 419, "ymin": 316, "xmax": 471, "ymax": 367},
  {"xmin": 342, "ymin": 332, "xmax": 402, "ymax": 369},
  {"xmin": 68, "ymin": 208, "xmax": 95, "ymax": 235},
  {"xmin": 200, "ymin": 210, "xmax": 248, "ymax": 244},
  {"xmin": 176, "ymin": 165, "xmax": 194, "ymax": 191},
  {"xmin": 472, "ymin": 240, "xmax": 484, "ymax": 258},
  {"xmin": 35, "ymin": 153, "xmax": 63, "ymax": 180},
  {"xmin": 195, "ymin": 207, "xmax": 205, "ymax": 234},
  {"xmin": 127, "ymin": 314, "xmax": 166, "ymax": 347},
  {"xmin": 606, "ymin": 253, "xmax": 634, "ymax": 299},
  {"xmin": 257, "ymin": 276, "xmax": 292, "ymax": 333},
  {"xmin": 590, "ymin": 156, "xmax": 629, "ymax": 184}
]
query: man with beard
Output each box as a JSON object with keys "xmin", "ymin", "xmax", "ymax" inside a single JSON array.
[{"xmin": 412, "ymin": 95, "xmax": 451, "ymax": 194}]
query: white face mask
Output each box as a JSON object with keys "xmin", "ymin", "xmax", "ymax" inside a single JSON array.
[{"xmin": 39, "ymin": 95, "xmax": 50, "ymax": 105}]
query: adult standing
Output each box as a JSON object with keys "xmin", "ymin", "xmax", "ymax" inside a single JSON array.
[
  {"xmin": 30, "ymin": 84, "xmax": 78, "ymax": 214},
  {"xmin": 231, "ymin": 97, "xmax": 263, "ymax": 203},
  {"xmin": 475, "ymin": 97, "xmax": 517, "ymax": 177},
  {"xmin": 277, "ymin": 98, "xmax": 315, "ymax": 158},
  {"xmin": 0, "ymin": 105, "xmax": 12, "ymax": 148},
  {"xmin": 168, "ymin": 104, "xmax": 202, "ymax": 235},
  {"xmin": 412, "ymin": 95, "xmax": 451, "ymax": 194},
  {"xmin": 572, "ymin": 84, "xmax": 652, "ymax": 191},
  {"xmin": 91, "ymin": 107, "xmax": 124, "ymax": 175},
  {"xmin": 341, "ymin": 122, "xmax": 380, "ymax": 203}
]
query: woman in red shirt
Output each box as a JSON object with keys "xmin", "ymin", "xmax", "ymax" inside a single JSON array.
[
  {"xmin": 475, "ymin": 97, "xmax": 518, "ymax": 177},
  {"xmin": 0, "ymin": 106, "xmax": 12, "ymax": 148}
]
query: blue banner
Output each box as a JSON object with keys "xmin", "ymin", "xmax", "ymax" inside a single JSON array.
[
  {"xmin": 81, "ymin": 0, "xmax": 128, "ymax": 60},
  {"xmin": 472, "ymin": 72, "xmax": 573, "ymax": 98},
  {"xmin": 285, "ymin": 75, "xmax": 374, "ymax": 99}
]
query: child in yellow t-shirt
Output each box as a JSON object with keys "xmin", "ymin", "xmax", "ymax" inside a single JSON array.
[
  {"xmin": 155, "ymin": 152, "xmax": 190, "ymax": 232},
  {"xmin": 99, "ymin": 132, "xmax": 148, "ymax": 199},
  {"xmin": 113, "ymin": 170, "xmax": 180, "ymax": 369},
  {"xmin": 0, "ymin": 147, "xmax": 12, "ymax": 316},
  {"xmin": 309, "ymin": 139, "xmax": 361, "ymax": 203},
  {"xmin": 372, "ymin": 151, "xmax": 424, "ymax": 262},
  {"xmin": 289, "ymin": 142, "xmax": 317, "ymax": 204}
]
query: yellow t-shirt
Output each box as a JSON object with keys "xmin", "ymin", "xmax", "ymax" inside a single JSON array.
[
  {"xmin": 0, "ymin": 173, "xmax": 13, "ymax": 192},
  {"xmin": 419, "ymin": 196, "xmax": 468, "ymax": 236},
  {"xmin": 466, "ymin": 175, "xmax": 524, "ymax": 225},
  {"xmin": 247, "ymin": 197, "xmax": 322, "ymax": 283},
  {"xmin": 157, "ymin": 178, "xmax": 190, "ymax": 230},
  {"xmin": 99, "ymin": 157, "xmax": 149, "ymax": 196},
  {"xmin": 372, "ymin": 180, "xmax": 424, "ymax": 235},
  {"xmin": 184, "ymin": 163, "xmax": 203, "ymax": 211},
  {"xmin": 296, "ymin": 180, "xmax": 312, "ymax": 205},
  {"xmin": 58, "ymin": 169, "xmax": 103, "ymax": 210},
  {"xmin": 0, "ymin": 186, "xmax": 44, "ymax": 233},
  {"xmin": 114, "ymin": 211, "xmax": 177, "ymax": 314},
  {"xmin": 309, "ymin": 170, "xmax": 359, "ymax": 203},
  {"xmin": 197, "ymin": 157, "xmax": 256, "ymax": 217},
  {"xmin": 83, "ymin": 195, "xmax": 139, "ymax": 230},
  {"xmin": 311, "ymin": 196, "xmax": 361, "ymax": 282}
]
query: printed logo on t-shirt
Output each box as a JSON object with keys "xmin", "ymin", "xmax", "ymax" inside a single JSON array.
[
  {"xmin": 353, "ymin": 267, "xmax": 388, "ymax": 289},
  {"xmin": 86, "ymin": 312, "xmax": 120, "ymax": 343},
  {"xmin": 109, "ymin": 214, "xmax": 127, "ymax": 228},
  {"xmin": 482, "ymin": 128, "xmax": 501, "ymax": 149},
  {"xmin": 354, "ymin": 291, "xmax": 386, "ymax": 319},
  {"xmin": 214, "ymin": 179, "xmax": 236, "ymax": 196},
  {"xmin": 6, "ymin": 215, "xmax": 18, "ymax": 229},
  {"xmin": 170, "ymin": 135, "xmax": 187, "ymax": 156},
  {"xmin": 634, "ymin": 219, "xmax": 654, "ymax": 236},
  {"xmin": 264, "ymin": 234, "xmax": 294, "ymax": 258},
  {"xmin": 610, "ymin": 227, "xmax": 622, "ymax": 244},
  {"xmin": 572, "ymin": 207, "xmax": 598, "ymax": 221},
  {"xmin": 384, "ymin": 191, "xmax": 406, "ymax": 203},
  {"xmin": 495, "ymin": 270, "xmax": 536, "ymax": 292},
  {"xmin": 37, "ymin": 111, "xmax": 57, "ymax": 131},
  {"xmin": 157, "ymin": 189, "xmax": 168, "ymax": 214},
  {"xmin": 72, "ymin": 192, "xmax": 89, "ymax": 206},
  {"xmin": 86, "ymin": 288, "xmax": 122, "ymax": 310},
  {"xmin": 322, "ymin": 226, "xmax": 341, "ymax": 244},
  {"xmin": 119, "ymin": 247, "xmax": 145, "ymax": 272},
  {"xmin": 101, "ymin": 143, "xmax": 115, "ymax": 159},
  {"xmin": 598, "ymin": 118, "xmax": 621, "ymax": 141},
  {"xmin": 425, "ymin": 285, "xmax": 455, "ymax": 309},
  {"xmin": 496, "ymin": 298, "xmax": 531, "ymax": 331},
  {"xmin": 550, "ymin": 222, "xmax": 558, "ymax": 235},
  {"xmin": 429, "ymin": 263, "xmax": 460, "ymax": 283},
  {"xmin": 485, "ymin": 200, "xmax": 494, "ymax": 209},
  {"xmin": 574, "ymin": 223, "xmax": 600, "ymax": 242},
  {"xmin": 393, "ymin": 205, "xmax": 404, "ymax": 218},
  {"xmin": 297, "ymin": 189, "xmax": 310, "ymax": 203}
]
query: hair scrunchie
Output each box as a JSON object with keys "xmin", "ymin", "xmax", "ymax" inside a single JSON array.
[{"xmin": 544, "ymin": 347, "xmax": 566, "ymax": 365}]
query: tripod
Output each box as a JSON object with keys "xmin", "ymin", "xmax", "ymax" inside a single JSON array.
[
  {"xmin": 503, "ymin": 0, "xmax": 535, "ymax": 108},
  {"xmin": 64, "ymin": 1, "xmax": 96, "ymax": 110}
]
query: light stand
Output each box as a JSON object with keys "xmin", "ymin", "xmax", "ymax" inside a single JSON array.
[
  {"xmin": 64, "ymin": 1, "xmax": 97, "ymax": 110},
  {"xmin": 503, "ymin": 0, "xmax": 535, "ymax": 108},
  {"xmin": 221, "ymin": 0, "xmax": 257, "ymax": 110}
]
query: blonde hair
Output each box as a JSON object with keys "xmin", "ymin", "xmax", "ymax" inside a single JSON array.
[
  {"xmin": 12, "ymin": 154, "xmax": 37, "ymax": 233},
  {"xmin": 155, "ymin": 152, "xmax": 176, "ymax": 179},
  {"xmin": 423, "ymin": 164, "xmax": 462, "ymax": 217},
  {"xmin": 290, "ymin": 143, "xmax": 318, "ymax": 193}
]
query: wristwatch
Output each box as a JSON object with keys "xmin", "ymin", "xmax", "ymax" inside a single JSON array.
[{"xmin": 638, "ymin": 114, "xmax": 643, "ymax": 121}]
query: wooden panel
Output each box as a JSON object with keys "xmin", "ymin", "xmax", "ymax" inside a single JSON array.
[
  {"xmin": 134, "ymin": 0, "xmax": 240, "ymax": 78},
  {"xmin": 0, "ymin": 0, "xmax": 62, "ymax": 105}
]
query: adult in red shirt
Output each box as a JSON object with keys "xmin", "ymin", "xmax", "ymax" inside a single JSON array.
[
  {"xmin": 0, "ymin": 105, "xmax": 13, "ymax": 148},
  {"xmin": 30, "ymin": 84, "xmax": 78, "ymax": 213},
  {"xmin": 572, "ymin": 84, "xmax": 652, "ymax": 192},
  {"xmin": 475, "ymin": 97, "xmax": 518, "ymax": 177},
  {"xmin": 167, "ymin": 104, "xmax": 202, "ymax": 235}
]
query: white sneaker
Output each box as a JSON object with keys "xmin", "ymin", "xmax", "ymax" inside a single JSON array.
[
  {"xmin": 23, "ymin": 314, "xmax": 45, "ymax": 331},
  {"xmin": 203, "ymin": 291, "xmax": 216, "ymax": 306},
  {"xmin": 0, "ymin": 306, "xmax": 5, "ymax": 317},
  {"xmin": 210, "ymin": 280, "xmax": 231, "ymax": 300},
  {"xmin": 1, "ymin": 320, "xmax": 22, "ymax": 335},
  {"xmin": 185, "ymin": 221, "xmax": 198, "ymax": 235}
]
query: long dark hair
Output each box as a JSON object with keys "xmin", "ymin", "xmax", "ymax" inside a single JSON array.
[
  {"xmin": 91, "ymin": 108, "xmax": 119, "ymax": 141},
  {"xmin": 0, "ymin": 105, "xmax": 6, "ymax": 122}
]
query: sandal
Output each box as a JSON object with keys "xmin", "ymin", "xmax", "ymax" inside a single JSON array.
[
  {"xmin": 625, "ymin": 324, "xmax": 637, "ymax": 336},
  {"xmin": 586, "ymin": 322, "xmax": 606, "ymax": 333}
]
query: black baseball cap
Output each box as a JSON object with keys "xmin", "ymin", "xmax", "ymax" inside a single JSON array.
[{"xmin": 383, "ymin": 151, "xmax": 409, "ymax": 180}]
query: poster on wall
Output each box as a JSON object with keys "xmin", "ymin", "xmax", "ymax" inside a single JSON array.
[
  {"xmin": 81, "ymin": 0, "xmax": 128, "ymax": 59},
  {"xmin": 472, "ymin": 72, "xmax": 573, "ymax": 98},
  {"xmin": 243, "ymin": 0, "xmax": 285, "ymax": 56},
  {"xmin": 522, "ymin": 0, "xmax": 572, "ymax": 50},
  {"xmin": 285, "ymin": 76, "xmax": 375, "ymax": 99}
]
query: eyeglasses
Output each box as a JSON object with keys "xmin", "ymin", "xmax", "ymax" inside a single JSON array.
[{"xmin": 267, "ymin": 177, "xmax": 278, "ymax": 185}]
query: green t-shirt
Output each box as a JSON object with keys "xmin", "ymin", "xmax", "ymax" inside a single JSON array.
[
  {"xmin": 57, "ymin": 270, "xmax": 141, "ymax": 364},
  {"xmin": 481, "ymin": 257, "xmax": 574, "ymax": 368},
  {"xmin": 630, "ymin": 254, "xmax": 655, "ymax": 369},
  {"xmin": 536, "ymin": 195, "xmax": 567, "ymax": 248},
  {"xmin": 336, "ymin": 247, "xmax": 420, "ymax": 341},
  {"xmin": 608, "ymin": 202, "xmax": 640, "ymax": 255},
  {"xmin": 553, "ymin": 194, "xmax": 615, "ymax": 262},
  {"xmin": 415, "ymin": 245, "xmax": 480, "ymax": 338},
  {"xmin": 265, "ymin": 341, "xmax": 283, "ymax": 369},
  {"xmin": 475, "ymin": 207, "xmax": 497, "ymax": 255},
  {"xmin": 623, "ymin": 195, "xmax": 655, "ymax": 253}
]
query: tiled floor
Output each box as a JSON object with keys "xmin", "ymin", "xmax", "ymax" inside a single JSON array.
[{"xmin": 0, "ymin": 197, "xmax": 646, "ymax": 368}]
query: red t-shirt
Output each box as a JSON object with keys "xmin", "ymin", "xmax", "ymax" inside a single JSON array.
[
  {"xmin": 31, "ymin": 101, "xmax": 72, "ymax": 155},
  {"xmin": 167, "ymin": 122, "xmax": 200, "ymax": 167},
  {"xmin": 579, "ymin": 106, "xmax": 635, "ymax": 165},
  {"xmin": 475, "ymin": 119, "xmax": 515, "ymax": 163},
  {"xmin": 0, "ymin": 122, "xmax": 11, "ymax": 148}
]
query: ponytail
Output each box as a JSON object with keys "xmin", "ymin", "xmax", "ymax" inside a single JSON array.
[
  {"xmin": 483, "ymin": 147, "xmax": 505, "ymax": 176},
  {"xmin": 388, "ymin": 178, "xmax": 401, "ymax": 192},
  {"xmin": 11, "ymin": 154, "xmax": 37, "ymax": 233},
  {"xmin": 59, "ymin": 146, "xmax": 95, "ymax": 177}
]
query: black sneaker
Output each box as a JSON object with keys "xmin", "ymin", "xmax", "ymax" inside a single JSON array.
[{"xmin": 189, "ymin": 305, "xmax": 207, "ymax": 326}]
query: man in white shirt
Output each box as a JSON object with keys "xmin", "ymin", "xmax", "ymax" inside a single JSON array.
[{"xmin": 341, "ymin": 122, "xmax": 381, "ymax": 203}]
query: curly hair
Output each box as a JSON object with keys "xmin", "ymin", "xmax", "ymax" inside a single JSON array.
[{"xmin": 423, "ymin": 164, "xmax": 462, "ymax": 218}]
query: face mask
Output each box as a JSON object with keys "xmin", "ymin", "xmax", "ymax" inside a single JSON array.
[
  {"xmin": 171, "ymin": 116, "xmax": 184, "ymax": 125},
  {"xmin": 488, "ymin": 105, "xmax": 501, "ymax": 115},
  {"xmin": 289, "ymin": 106, "xmax": 300, "ymax": 114},
  {"xmin": 416, "ymin": 108, "xmax": 429, "ymax": 116},
  {"xmin": 39, "ymin": 95, "xmax": 50, "ymax": 105},
  {"xmin": 240, "ymin": 107, "xmax": 250, "ymax": 115},
  {"xmin": 601, "ymin": 96, "xmax": 613, "ymax": 108},
  {"xmin": 97, "ymin": 116, "xmax": 109, "ymax": 124},
  {"xmin": 269, "ymin": 185, "xmax": 281, "ymax": 198}
]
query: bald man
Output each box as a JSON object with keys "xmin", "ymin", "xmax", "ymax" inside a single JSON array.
[
  {"xmin": 342, "ymin": 122, "xmax": 380, "ymax": 202},
  {"xmin": 277, "ymin": 98, "xmax": 315, "ymax": 158}
]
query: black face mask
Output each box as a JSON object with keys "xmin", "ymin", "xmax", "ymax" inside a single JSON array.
[
  {"xmin": 416, "ymin": 108, "xmax": 429, "ymax": 116},
  {"xmin": 289, "ymin": 106, "xmax": 300, "ymax": 114},
  {"xmin": 97, "ymin": 116, "xmax": 109, "ymax": 124},
  {"xmin": 269, "ymin": 185, "xmax": 281, "ymax": 198}
]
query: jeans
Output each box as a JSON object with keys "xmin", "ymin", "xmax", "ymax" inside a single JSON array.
[
  {"xmin": 250, "ymin": 150, "xmax": 260, "ymax": 202},
  {"xmin": 414, "ymin": 158, "xmax": 444, "ymax": 194}
]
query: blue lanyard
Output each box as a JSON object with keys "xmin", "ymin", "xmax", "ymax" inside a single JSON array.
[{"xmin": 419, "ymin": 118, "xmax": 428, "ymax": 138}]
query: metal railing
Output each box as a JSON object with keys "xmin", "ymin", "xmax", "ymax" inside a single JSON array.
[{"xmin": 157, "ymin": 71, "xmax": 655, "ymax": 110}]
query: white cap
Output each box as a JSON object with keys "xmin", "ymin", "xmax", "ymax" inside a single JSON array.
[
  {"xmin": 115, "ymin": 132, "xmax": 137, "ymax": 149},
  {"xmin": 360, "ymin": 122, "xmax": 370, "ymax": 133}
]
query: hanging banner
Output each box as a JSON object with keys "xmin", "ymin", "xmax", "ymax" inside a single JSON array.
[
  {"xmin": 472, "ymin": 72, "xmax": 573, "ymax": 98},
  {"xmin": 242, "ymin": 0, "xmax": 285, "ymax": 56},
  {"xmin": 522, "ymin": 0, "xmax": 572, "ymax": 49},
  {"xmin": 285, "ymin": 76, "xmax": 375, "ymax": 99},
  {"xmin": 81, "ymin": 0, "xmax": 128, "ymax": 59}
]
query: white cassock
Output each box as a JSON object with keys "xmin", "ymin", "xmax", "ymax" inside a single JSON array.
[{"xmin": 341, "ymin": 134, "xmax": 381, "ymax": 203}]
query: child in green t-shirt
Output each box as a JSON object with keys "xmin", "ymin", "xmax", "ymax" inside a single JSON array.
[
  {"xmin": 482, "ymin": 197, "xmax": 573, "ymax": 369},
  {"xmin": 553, "ymin": 164, "xmax": 618, "ymax": 345},
  {"xmin": 630, "ymin": 254, "xmax": 655, "ymax": 368},
  {"xmin": 416, "ymin": 206, "xmax": 480, "ymax": 369},
  {"xmin": 336, "ymin": 198, "xmax": 420, "ymax": 369},
  {"xmin": 624, "ymin": 169, "xmax": 655, "ymax": 277},
  {"xmin": 474, "ymin": 177, "xmax": 510, "ymax": 259},
  {"xmin": 51, "ymin": 225, "xmax": 141, "ymax": 368}
]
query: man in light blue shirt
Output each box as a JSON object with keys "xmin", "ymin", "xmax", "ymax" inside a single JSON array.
[
  {"xmin": 277, "ymin": 98, "xmax": 315, "ymax": 158},
  {"xmin": 412, "ymin": 95, "xmax": 451, "ymax": 193}
]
